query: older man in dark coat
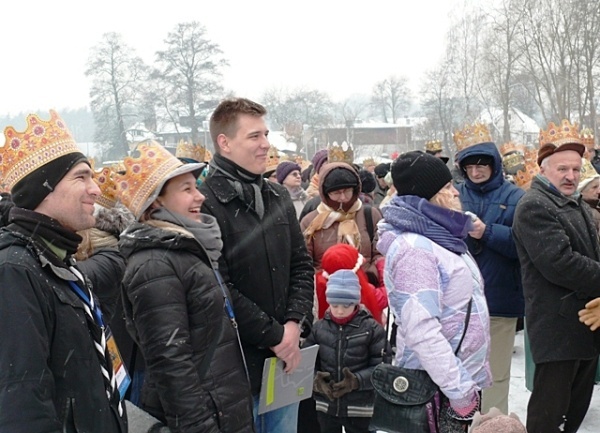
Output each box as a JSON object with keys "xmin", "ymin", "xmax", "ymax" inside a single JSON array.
[{"xmin": 513, "ymin": 120, "xmax": 600, "ymax": 433}]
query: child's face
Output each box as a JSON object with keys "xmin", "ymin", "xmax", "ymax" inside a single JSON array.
[{"xmin": 330, "ymin": 304, "xmax": 356, "ymax": 319}]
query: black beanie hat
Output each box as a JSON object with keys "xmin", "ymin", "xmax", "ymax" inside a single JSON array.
[
  {"xmin": 459, "ymin": 154, "xmax": 494, "ymax": 169},
  {"xmin": 392, "ymin": 151, "xmax": 453, "ymax": 200},
  {"xmin": 322, "ymin": 167, "xmax": 359, "ymax": 194},
  {"xmin": 374, "ymin": 162, "xmax": 391, "ymax": 178},
  {"xmin": 11, "ymin": 152, "xmax": 89, "ymax": 210},
  {"xmin": 359, "ymin": 169, "xmax": 377, "ymax": 194}
]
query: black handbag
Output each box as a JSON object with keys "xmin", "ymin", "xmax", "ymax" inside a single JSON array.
[{"xmin": 369, "ymin": 299, "xmax": 473, "ymax": 433}]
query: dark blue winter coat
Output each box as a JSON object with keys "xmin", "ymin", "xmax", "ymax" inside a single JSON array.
[{"xmin": 456, "ymin": 142, "xmax": 526, "ymax": 317}]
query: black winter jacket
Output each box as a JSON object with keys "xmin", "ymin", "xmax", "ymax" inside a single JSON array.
[
  {"xmin": 302, "ymin": 308, "xmax": 386, "ymax": 417},
  {"xmin": 200, "ymin": 170, "xmax": 314, "ymax": 394},
  {"xmin": 119, "ymin": 220, "xmax": 254, "ymax": 433},
  {"xmin": 0, "ymin": 228, "xmax": 127, "ymax": 433},
  {"xmin": 513, "ymin": 176, "xmax": 600, "ymax": 363}
]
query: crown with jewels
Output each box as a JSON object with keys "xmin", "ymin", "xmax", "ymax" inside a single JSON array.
[
  {"xmin": 539, "ymin": 119, "xmax": 583, "ymax": 148},
  {"xmin": 579, "ymin": 157, "xmax": 599, "ymax": 190},
  {"xmin": 175, "ymin": 140, "xmax": 212, "ymax": 162},
  {"xmin": 500, "ymin": 141, "xmax": 526, "ymax": 174},
  {"xmin": 115, "ymin": 140, "xmax": 188, "ymax": 218},
  {"xmin": 265, "ymin": 144, "xmax": 280, "ymax": 173},
  {"xmin": 328, "ymin": 141, "xmax": 354, "ymax": 164},
  {"xmin": 362, "ymin": 157, "xmax": 377, "ymax": 168},
  {"xmin": 0, "ymin": 110, "xmax": 81, "ymax": 190},
  {"xmin": 453, "ymin": 123, "xmax": 493, "ymax": 152},
  {"xmin": 514, "ymin": 147, "xmax": 539, "ymax": 189},
  {"xmin": 425, "ymin": 139, "xmax": 443, "ymax": 153},
  {"xmin": 580, "ymin": 128, "xmax": 595, "ymax": 148},
  {"xmin": 93, "ymin": 165, "xmax": 120, "ymax": 209}
]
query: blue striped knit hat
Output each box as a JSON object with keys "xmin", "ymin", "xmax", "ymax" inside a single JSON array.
[{"xmin": 326, "ymin": 269, "xmax": 361, "ymax": 305}]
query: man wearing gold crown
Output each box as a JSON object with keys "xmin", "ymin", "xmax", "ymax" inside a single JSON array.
[
  {"xmin": 199, "ymin": 98, "xmax": 314, "ymax": 433},
  {"xmin": 453, "ymin": 123, "xmax": 525, "ymax": 416},
  {"xmin": 513, "ymin": 120, "xmax": 600, "ymax": 433},
  {"xmin": 0, "ymin": 111, "xmax": 128, "ymax": 432}
]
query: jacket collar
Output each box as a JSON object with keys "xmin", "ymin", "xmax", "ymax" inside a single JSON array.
[
  {"xmin": 531, "ymin": 175, "xmax": 581, "ymax": 208},
  {"xmin": 205, "ymin": 172, "xmax": 280, "ymax": 205}
]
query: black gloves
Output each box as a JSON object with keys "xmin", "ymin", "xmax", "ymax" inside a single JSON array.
[
  {"xmin": 331, "ymin": 367, "xmax": 359, "ymax": 398},
  {"xmin": 313, "ymin": 371, "xmax": 335, "ymax": 401}
]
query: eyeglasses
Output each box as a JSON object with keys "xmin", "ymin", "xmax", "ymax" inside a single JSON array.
[{"xmin": 464, "ymin": 164, "xmax": 490, "ymax": 172}]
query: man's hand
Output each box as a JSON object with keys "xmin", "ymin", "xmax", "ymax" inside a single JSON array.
[
  {"xmin": 579, "ymin": 298, "xmax": 600, "ymax": 331},
  {"xmin": 270, "ymin": 321, "xmax": 301, "ymax": 373},
  {"xmin": 468, "ymin": 218, "xmax": 486, "ymax": 240}
]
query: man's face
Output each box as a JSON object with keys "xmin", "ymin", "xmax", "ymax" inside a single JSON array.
[
  {"xmin": 217, "ymin": 114, "xmax": 270, "ymax": 175},
  {"xmin": 540, "ymin": 150, "xmax": 582, "ymax": 196},
  {"xmin": 464, "ymin": 164, "xmax": 493, "ymax": 184},
  {"xmin": 376, "ymin": 176, "xmax": 387, "ymax": 189},
  {"xmin": 34, "ymin": 161, "xmax": 100, "ymax": 231}
]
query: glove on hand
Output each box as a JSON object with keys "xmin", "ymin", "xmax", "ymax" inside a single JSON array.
[
  {"xmin": 448, "ymin": 390, "xmax": 480, "ymax": 420},
  {"xmin": 331, "ymin": 367, "xmax": 359, "ymax": 399},
  {"xmin": 313, "ymin": 371, "xmax": 335, "ymax": 401}
]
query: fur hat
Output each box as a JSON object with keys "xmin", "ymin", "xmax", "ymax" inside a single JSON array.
[
  {"xmin": 470, "ymin": 408, "xmax": 527, "ymax": 433},
  {"xmin": 326, "ymin": 269, "xmax": 361, "ymax": 305},
  {"xmin": 392, "ymin": 151, "xmax": 452, "ymax": 200},
  {"xmin": 312, "ymin": 149, "xmax": 329, "ymax": 175},
  {"xmin": 359, "ymin": 169, "xmax": 377, "ymax": 194},
  {"xmin": 275, "ymin": 161, "xmax": 301, "ymax": 184}
]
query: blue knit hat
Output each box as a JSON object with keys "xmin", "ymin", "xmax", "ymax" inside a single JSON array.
[{"xmin": 326, "ymin": 269, "xmax": 361, "ymax": 305}]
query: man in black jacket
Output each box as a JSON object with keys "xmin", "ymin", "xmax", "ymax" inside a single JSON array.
[
  {"xmin": 513, "ymin": 120, "xmax": 600, "ymax": 433},
  {"xmin": 200, "ymin": 98, "xmax": 314, "ymax": 433},
  {"xmin": 0, "ymin": 110, "xmax": 127, "ymax": 432}
]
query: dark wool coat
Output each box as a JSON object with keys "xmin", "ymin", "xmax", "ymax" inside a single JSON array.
[
  {"xmin": 457, "ymin": 142, "xmax": 526, "ymax": 317},
  {"xmin": 302, "ymin": 308, "xmax": 385, "ymax": 417},
  {"xmin": 200, "ymin": 172, "xmax": 314, "ymax": 395},
  {"xmin": 0, "ymin": 229, "xmax": 127, "ymax": 433},
  {"xmin": 513, "ymin": 176, "xmax": 600, "ymax": 363},
  {"xmin": 119, "ymin": 222, "xmax": 255, "ymax": 433}
]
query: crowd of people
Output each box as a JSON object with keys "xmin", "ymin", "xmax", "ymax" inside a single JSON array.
[{"xmin": 1, "ymin": 98, "xmax": 600, "ymax": 433}]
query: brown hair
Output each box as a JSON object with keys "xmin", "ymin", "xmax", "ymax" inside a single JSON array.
[{"xmin": 209, "ymin": 98, "xmax": 267, "ymax": 153}]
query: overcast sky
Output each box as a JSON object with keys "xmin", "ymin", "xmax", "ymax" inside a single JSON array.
[{"xmin": 0, "ymin": 0, "xmax": 460, "ymax": 116}]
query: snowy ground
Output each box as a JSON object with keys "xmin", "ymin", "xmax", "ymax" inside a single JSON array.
[{"xmin": 509, "ymin": 331, "xmax": 600, "ymax": 432}]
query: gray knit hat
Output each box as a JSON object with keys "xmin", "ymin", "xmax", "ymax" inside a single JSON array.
[{"xmin": 326, "ymin": 269, "xmax": 361, "ymax": 305}]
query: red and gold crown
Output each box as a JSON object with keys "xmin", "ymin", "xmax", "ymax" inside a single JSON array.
[
  {"xmin": 539, "ymin": 119, "xmax": 583, "ymax": 148},
  {"xmin": 265, "ymin": 144, "xmax": 280, "ymax": 173},
  {"xmin": 514, "ymin": 147, "xmax": 539, "ymax": 189},
  {"xmin": 453, "ymin": 123, "xmax": 493, "ymax": 152},
  {"xmin": 328, "ymin": 141, "xmax": 354, "ymax": 164},
  {"xmin": 115, "ymin": 140, "xmax": 186, "ymax": 218},
  {"xmin": 425, "ymin": 139, "xmax": 443, "ymax": 153},
  {"xmin": 580, "ymin": 128, "xmax": 595, "ymax": 149},
  {"xmin": 93, "ymin": 166, "xmax": 119, "ymax": 209},
  {"xmin": 175, "ymin": 140, "xmax": 212, "ymax": 162},
  {"xmin": 1, "ymin": 110, "xmax": 81, "ymax": 190}
]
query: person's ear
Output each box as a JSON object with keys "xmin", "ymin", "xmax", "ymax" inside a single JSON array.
[{"xmin": 217, "ymin": 134, "xmax": 229, "ymax": 154}]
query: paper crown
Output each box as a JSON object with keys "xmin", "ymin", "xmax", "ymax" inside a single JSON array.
[
  {"xmin": 514, "ymin": 147, "xmax": 540, "ymax": 189},
  {"xmin": 115, "ymin": 140, "xmax": 188, "ymax": 218},
  {"xmin": 1, "ymin": 110, "xmax": 81, "ymax": 190},
  {"xmin": 453, "ymin": 123, "xmax": 493, "ymax": 152},
  {"xmin": 294, "ymin": 155, "xmax": 311, "ymax": 171},
  {"xmin": 500, "ymin": 142, "xmax": 526, "ymax": 174},
  {"xmin": 175, "ymin": 140, "xmax": 212, "ymax": 162},
  {"xmin": 93, "ymin": 166, "xmax": 119, "ymax": 209},
  {"xmin": 328, "ymin": 141, "xmax": 354, "ymax": 164},
  {"xmin": 581, "ymin": 128, "xmax": 595, "ymax": 148},
  {"xmin": 539, "ymin": 119, "xmax": 583, "ymax": 148},
  {"xmin": 362, "ymin": 157, "xmax": 377, "ymax": 168},
  {"xmin": 578, "ymin": 158, "xmax": 600, "ymax": 191},
  {"xmin": 265, "ymin": 144, "xmax": 280, "ymax": 173},
  {"xmin": 425, "ymin": 139, "xmax": 443, "ymax": 153}
]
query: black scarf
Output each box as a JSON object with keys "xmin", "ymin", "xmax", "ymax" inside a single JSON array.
[
  {"xmin": 210, "ymin": 153, "xmax": 265, "ymax": 219},
  {"xmin": 8, "ymin": 207, "xmax": 83, "ymax": 257}
]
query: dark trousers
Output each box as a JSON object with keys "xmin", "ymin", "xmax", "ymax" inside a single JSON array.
[
  {"xmin": 527, "ymin": 357, "xmax": 598, "ymax": 433},
  {"xmin": 316, "ymin": 412, "xmax": 371, "ymax": 433},
  {"xmin": 297, "ymin": 397, "xmax": 320, "ymax": 433}
]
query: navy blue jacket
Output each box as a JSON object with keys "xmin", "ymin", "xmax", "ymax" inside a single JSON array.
[{"xmin": 456, "ymin": 142, "xmax": 526, "ymax": 317}]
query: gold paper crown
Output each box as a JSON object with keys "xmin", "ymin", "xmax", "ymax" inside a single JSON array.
[
  {"xmin": 425, "ymin": 139, "xmax": 443, "ymax": 153},
  {"xmin": 580, "ymin": 128, "xmax": 595, "ymax": 148},
  {"xmin": 500, "ymin": 142, "xmax": 526, "ymax": 174},
  {"xmin": 453, "ymin": 123, "xmax": 493, "ymax": 152},
  {"xmin": 328, "ymin": 141, "xmax": 354, "ymax": 164},
  {"xmin": 175, "ymin": 140, "xmax": 212, "ymax": 162},
  {"xmin": 514, "ymin": 147, "xmax": 539, "ymax": 189},
  {"xmin": 579, "ymin": 158, "xmax": 599, "ymax": 189},
  {"xmin": 1, "ymin": 110, "xmax": 81, "ymax": 190},
  {"xmin": 93, "ymin": 166, "xmax": 119, "ymax": 209},
  {"xmin": 265, "ymin": 144, "xmax": 280, "ymax": 173},
  {"xmin": 539, "ymin": 119, "xmax": 583, "ymax": 148},
  {"xmin": 294, "ymin": 155, "xmax": 311, "ymax": 171},
  {"xmin": 115, "ymin": 140, "xmax": 186, "ymax": 218},
  {"xmin": 362, "ymin": 157, "xmax": 377, "ymax": 168}
]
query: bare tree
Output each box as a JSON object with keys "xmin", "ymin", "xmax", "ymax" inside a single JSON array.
[
  {"xmin": 86, "ymin": 32, "xmax": 148, "ymax": 158},
  {"xmin": 154, "ymin": 22, "xmax": 228, "ymax": 144},
  {"xmin": 370, "ymin": 75, "xmax": 411, "ymax": 123}
]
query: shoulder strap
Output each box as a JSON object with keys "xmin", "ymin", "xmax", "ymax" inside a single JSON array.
[{"xmin": 363, "ymin": 204, "xmax": 374, "ymax": 243}]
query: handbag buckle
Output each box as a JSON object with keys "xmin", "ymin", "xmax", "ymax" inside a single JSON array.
[{"xmin": 392, "ymin": 375, "xmax": 410, "ymax": 393}]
